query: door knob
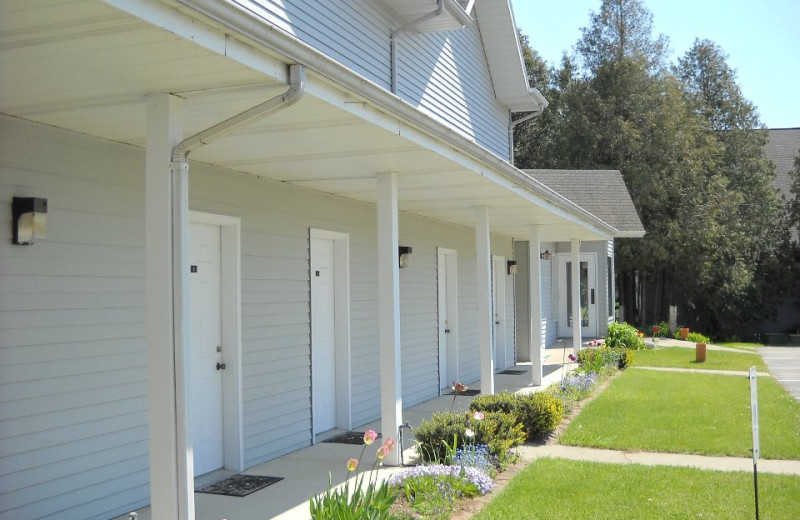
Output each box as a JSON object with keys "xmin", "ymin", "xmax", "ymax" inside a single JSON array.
[{"xmin": 216, "ymin": 362, "xmax": 226, "ymax": 371}]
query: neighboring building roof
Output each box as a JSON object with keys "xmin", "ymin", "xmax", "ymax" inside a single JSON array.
[
  {"xmin": 765, "ymin": 128, "xmax": 800, "ymax": 203},
  {"xmin": 524, "ymin": 169, "xmax": 646, "ymax": 238}
]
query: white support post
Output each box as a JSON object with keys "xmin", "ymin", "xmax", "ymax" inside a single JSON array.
[
  {"xmin": 571, "ymin": 238, "xmax": 582, "ymax": 355},
  {"xmin": 475, "ymin": 206, "xmax": 494, "ymax": 395},
  {"xmin": 528, "ymin": 226, "xmax": 543, "ymax": 386},
  {"xmin": 145, "ymin": 94, "xmax": 194, "ymax": 520},
  {"xmin": 377, "ymin": 172, "xmax": 402, "ymax": 466}
]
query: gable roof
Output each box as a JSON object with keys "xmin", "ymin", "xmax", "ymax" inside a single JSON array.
[
  {"xmin": 765, "ymin": 128, "xmax": 800, "ymax": 203},
  {"xmin": 523, "ymin": 169, "xmax": 646, "ymax": 238}
]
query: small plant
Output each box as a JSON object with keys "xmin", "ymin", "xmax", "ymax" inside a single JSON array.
[
  {"xmin": 606, "ymin": 322, "xmax": 646, "ymax": 350},
  {"xmin": 652, "ymin": 321, "xmax": 670, "ymax": 338},
  {"xmin": 309, "ymin": 431, "xmax": 399, "ymax": 520},
  {"xmin": 687, "ymin": 331, "xmax": 711, "ymax": 344},
  {"xmin": 453, "ymin": 444, "xmax": 497, "ymax": 476},
  {"xmin": 388, "ymin": 464, "xmax": 494, "ymax": 496}
]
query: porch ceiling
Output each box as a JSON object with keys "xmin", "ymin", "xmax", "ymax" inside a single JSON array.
[{"xmin": 1, "ymin": 0, "xmax": 610, "ymax": 242}]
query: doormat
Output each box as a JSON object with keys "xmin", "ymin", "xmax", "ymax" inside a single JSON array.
[
  {"xmin": 445, "ymin": 389, "xmax": 481, "ymax": 396},
  {"xmin": 499, "ymin": 369, "xmax": 526, "ymax": 375},
  {"xmin": 323, "ymin": 431, "xmax": 382, "ymax": 445},
  {"xmin": 197, "ymin": 475, "xmax": 283, "ymax": 497}
]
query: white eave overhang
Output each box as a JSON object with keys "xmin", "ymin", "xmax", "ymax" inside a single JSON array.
[
  {"xmin": 1, "ymin": 0, "xmax": 615, "ymax": 242},
  {"xmin": 474, "ymin": 0, "xmax": 547, "ymax": 114},
  {"xmin": 373, "ymin": 0, "xmax": 473, "ymax": 32}
]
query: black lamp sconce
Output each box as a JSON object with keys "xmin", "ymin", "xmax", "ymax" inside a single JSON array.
[
  {"xmin": 398, "ymin": 246, "xmax": 413, "ymax": 268},
  {"xmin": 540, "ymin": 250, "xmax": 551, "ymax": 260},
  {"xmin": 12, "ymin": 197, "xmax": 48, "ymax": 245},
  {"xmin": 506, "ymin": 260, "xmax": 518, "ymax": 275}
]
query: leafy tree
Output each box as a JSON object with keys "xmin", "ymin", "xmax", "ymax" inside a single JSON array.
[{"xmin": 514, "ymin": 0, "xmax": 794, "ymax": 338}]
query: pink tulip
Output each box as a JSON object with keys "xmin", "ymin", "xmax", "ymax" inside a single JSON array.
[
  {"xmin": 363, "ymin": 429, "xmax": 378, "ymax": 445},
  {"xmin": 376, "ymin": 438, "xmax": 395, "ymax": 459},
  {"xmin": 346, "ymin": 458, "xmax": 358, "ymax": 472},
  {"xmin": 473, "ymin": 411, "xmax": 484, "ymax": 421}
]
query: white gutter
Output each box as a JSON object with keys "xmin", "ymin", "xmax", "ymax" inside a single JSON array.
[
  {"xmin": 390, "ymin": 0, "xmax": 444, "ymax": 94},
  {"xmin": 172, "ymin": 63, "xmax": 305, "ymax": 162},
  {"xmin": 172, "ymin": 0, "xmax": 617, "ymax": 237}
]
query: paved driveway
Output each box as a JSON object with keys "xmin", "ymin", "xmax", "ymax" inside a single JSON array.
[{"xmin": 758, "ymin": 346, "xmax": 800, "ymax": 401}]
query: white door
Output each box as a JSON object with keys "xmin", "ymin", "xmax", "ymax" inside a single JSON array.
[
  {"xmin": 311, "ymin": 236, "xmax": 337, "ymax": 433},
  {"xmin": 558, "ymin": 254, "xmax": 598, "ymax": 337},
  {"xmin": 189, "ymin": 222, "xmax": 224, "ymax": 476},
  {"xmin": 437, "ymin": 248, "xmax": 458, "ymax": 391},
  {"xmin": 492, "ymin": 256, "xmax": 507, "ymax": 371}
]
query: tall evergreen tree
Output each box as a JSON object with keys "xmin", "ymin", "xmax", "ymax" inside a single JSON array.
[{"xmin": 515, "ymin": 0, "xmax": 793, "ymax": 337}]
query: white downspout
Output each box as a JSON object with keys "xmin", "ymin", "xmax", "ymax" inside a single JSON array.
[
  {"xmin": 391, "ymin": 0, "xmax": 444, "ymax": 94},
  {"xmin": 172, "ymin": 63, "xmax": 306, "ymax": 163}
]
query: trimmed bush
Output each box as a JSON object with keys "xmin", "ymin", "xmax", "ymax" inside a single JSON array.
[
  {"xmin": 517, "ymin": 392, "xmax": 564, "ymax": 441},
  {"xmin": 469, "ymin": 392, "xmax": 564, "ymax": 443},
  {"xmin": 414, "ymin": 410, "xmax": 524, "ymax": 467},
  {"xmin": 606, "ymin": 322, "xmax": 646, "ymax": 350}
]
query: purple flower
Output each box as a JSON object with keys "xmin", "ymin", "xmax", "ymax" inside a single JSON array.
[
  {"xmin": 388, "ymin": 464, "xmax": 494, "ymax": 495},
  {"xmin": 568, "ymin": 353, "xmax": 577, "ymax": 362}
]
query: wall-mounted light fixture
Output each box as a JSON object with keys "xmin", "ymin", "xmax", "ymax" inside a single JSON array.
[
  {"xmin": 12, "ymin": 197, "xmax": 48, "ymax": 245},
  {"xmin": 506, "ymin": 260, "xmax": 518, "ymax": 275},
  {"xmin": 540, "ymin": 250, "xmax": 551, "ymax": 260},
  {"xmin": 398, "ymin": 246, "xmax": 413, "ymax": 268}
]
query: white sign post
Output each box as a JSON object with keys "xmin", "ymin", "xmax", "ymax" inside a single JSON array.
[{"xmin": 749, "ymin": 366, "xmax": 760, "ymax": 520}]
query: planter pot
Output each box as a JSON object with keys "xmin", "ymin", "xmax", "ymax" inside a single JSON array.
[
  {"xmin": 679, "ymin": 328, "xmax": 690, "ymax": 340},
  {"xmin": 695, "ymin": 342, "xmax": 707, "ymax": 362}
]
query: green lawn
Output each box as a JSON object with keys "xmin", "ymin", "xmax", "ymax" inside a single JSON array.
[
  {"xmin": 473, "ymin": 458, "xmax": 800, "ymax": 519},
  {"xmin": 634, "ymin": 346, "xmax": 767, "ymax": 371},
  {"xmin": 560, "ymin": 370, "xmax": 800, "ymax": 459}
]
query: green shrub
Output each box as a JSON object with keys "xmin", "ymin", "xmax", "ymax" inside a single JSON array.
[
  {"xmin": 606, "ymin": 322, "xmax": 646, "ymax": 350},
  {"xmin": 414, "ymin": 410, "xmax": 524, "ymax": 467},
  {"xmin": 687, "ymin": 332, "xmax": 711, "ymax": 344},
  {"xmin": 516, "ymin": 392, "xmax": 564, "ymax": 442},
  {"xmin": 469, "ymin": 392, "xmax": 563, "ymax": 444}
]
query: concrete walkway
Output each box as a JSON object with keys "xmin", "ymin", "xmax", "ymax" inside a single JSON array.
[
  {"xmin": 758, "ymin": 346, "xmax": 800, "ymax": 400},
  {"xmin": 519, "ymin": 444, "xmax": 800, "ymax": 476}
]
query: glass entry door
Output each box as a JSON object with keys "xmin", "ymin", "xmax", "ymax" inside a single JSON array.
[{"xmin": 557, "ymin": 254, "xmax": 597, "ymax": 337}]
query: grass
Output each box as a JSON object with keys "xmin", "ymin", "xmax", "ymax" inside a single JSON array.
[
  {"xmin": 560, "ymin": 369, "xmax": 800, "ymax": 459},
  {"xmin": 634, "ymin": 346, "xmax": 767, "ymax": 371},
  {"xmin": 472, "ymin": 458, "xmax": 800, "ymax": 519}
]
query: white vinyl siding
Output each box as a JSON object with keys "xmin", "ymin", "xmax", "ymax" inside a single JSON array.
[
  {"xmin": 0, "ymin": 116, "xmax": 149, "ymax": 520},
  {"xmin": 0, "ymin": 116, "xmax": 517, "ymax": 519},
  {"xmin": 232, "ymin": 0, "xmax": 511, "ymax": 158}
]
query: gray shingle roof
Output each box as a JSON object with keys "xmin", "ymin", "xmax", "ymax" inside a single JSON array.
[
  {"xmin": 765, "ymin": 128, "xmax": 800, "ymax": 203},
  {"xmin": 523, "ymin": 169, "xmax": 646, "ymax": 237}
]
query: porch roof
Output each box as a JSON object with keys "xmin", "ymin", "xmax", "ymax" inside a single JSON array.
[
  {"xmin": 525, "ymin": 169, "xmax": 646, "ymax": 238},
  {"xmin": 1, "ymin": 0, "xmax": 616, "ymax": 242}
]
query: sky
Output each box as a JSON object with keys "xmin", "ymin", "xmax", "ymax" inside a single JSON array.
[{"xmin": 511, "ymin": 0, "xmax": 800, "ymax": 129}]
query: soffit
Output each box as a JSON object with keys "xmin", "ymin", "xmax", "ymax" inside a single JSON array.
[
  {"xmin": 1, "ymin": 0, "xmax": 608, "ymax": 241},
  {"xmin": 371, "ymin": 0, "xmax": 472, "ymax": 32}
]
